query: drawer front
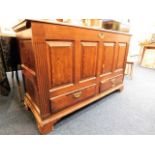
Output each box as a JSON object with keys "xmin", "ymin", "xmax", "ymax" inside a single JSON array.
[
  {"xmin": 50, "ymin": 84, "xmax": 97, "ymax": 113},
  {"xmin": 100, "ymin": 75, "xmax": 123, "ymax": 93}
]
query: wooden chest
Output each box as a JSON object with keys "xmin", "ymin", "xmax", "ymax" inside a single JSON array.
[{"xmin": 13, "ymin": 19, "xmax": 131, "ymax": 134}]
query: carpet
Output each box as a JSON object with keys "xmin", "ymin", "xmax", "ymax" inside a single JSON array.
[{"xmin": 0, "ymin": 65, "xmax": 155, "ymax": 135}]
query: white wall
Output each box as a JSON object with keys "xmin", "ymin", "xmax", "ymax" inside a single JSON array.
[
  {"xmin": 129, "ymin": 18, "xmax": 155, "ymax": 56},
  {"xmin": 0, "ymin": 19, "xmax": 19, "ymax": 36}
]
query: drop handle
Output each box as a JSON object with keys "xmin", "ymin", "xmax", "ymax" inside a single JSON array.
[
  {"xmin": 98, "ymin": 33, "xmax": 104, "ymax": 39},
  {"xmin": 73, "ymin": 91, "xmax": 82, "ymax": 98}
]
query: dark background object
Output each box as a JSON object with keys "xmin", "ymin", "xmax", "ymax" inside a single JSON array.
[
  {"xmin": 0, "ymin": 36, "xmax": 21, "ymax": 96},
  {"xmin": 102, "ymin": 19, "xmax": 130, "ymax": 33},
  {"xmin": 9, "ymin": 37, "xmax": 21, "ymax": 71},
  {"xmin": 102, "ymin": 19, "xmax": 120, "ymax": 30},
  {"xmin": 0, "ymin": 37, "xmax": 11, "ymax": 96}
]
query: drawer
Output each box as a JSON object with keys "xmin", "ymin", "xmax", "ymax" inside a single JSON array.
[
  {"xmin": 100, "ymin": 75, "xmax": 123, "ymax": 93},
  {"xmin": 50, "ymin": 84, "xmax": 97, "ymax": 113}
]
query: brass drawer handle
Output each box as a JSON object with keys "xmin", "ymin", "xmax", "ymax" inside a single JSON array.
[
  {"xmin": 73, "ymin": 91, "xmax": 82, "ymax": 98},
  {"xmin": 98, "ymin": 33, "xmax": 104, "ymax": 39}
]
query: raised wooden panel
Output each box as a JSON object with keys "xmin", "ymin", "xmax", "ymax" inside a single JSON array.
[
  {"xmin": 100, "ymin": 42, "xmax": 115, "ymax": 75},
  {"xmin": 19, "ymin": 40, "xmax": 35, "ymax": 71},
  {"xmin": 116, "ymin": 43, "xmax": 127, "ymax": 69},
  {"xmin": 80, "ymin": 42, "xmax": 98, "ymax": 80},
  {"xmin": 24, "ymin": 76, "xmax": 38, "ymax": 106},
  {"xmin": 46, "ymin": 41, "xmax": 74, "ymax": 88}
]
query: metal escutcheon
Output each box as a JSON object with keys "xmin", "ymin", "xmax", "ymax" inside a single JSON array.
[{"xmin": 98, "ymin": 33, "xmax": 104, "ymax": 39}]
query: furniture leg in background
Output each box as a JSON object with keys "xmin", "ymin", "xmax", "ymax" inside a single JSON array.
[
  {"xmin": 125, "ymin": 61, "xmax": 134, "ymax": 79},
  {"xmin": 0, "ymin": 37, "xmax": 11, "ymax": 96},
  {"xmin": 139, "ymin": 44, "xmax": 155, "ymax": 68},
  {"xmin": 0, "ymin": 36, "xmax": 23, "ymax": 100},
  {"xmin": 11, "ymin": 69, "xmax": 23, "ymax": 101}
]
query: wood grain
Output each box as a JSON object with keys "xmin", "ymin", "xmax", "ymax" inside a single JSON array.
[{"xmin": 13, "ymin": 19, "xmax": 131, "ymax": 134}]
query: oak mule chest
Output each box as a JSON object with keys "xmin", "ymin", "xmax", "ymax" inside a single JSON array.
[{"xmin": 13, "ymin": 19, "xmax": 131, "ymax": 134}]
